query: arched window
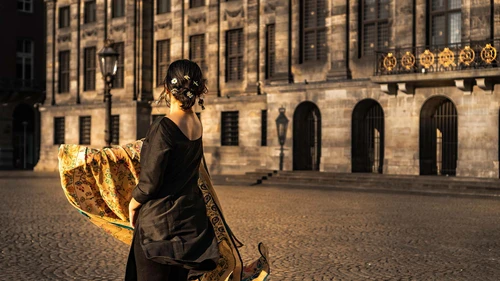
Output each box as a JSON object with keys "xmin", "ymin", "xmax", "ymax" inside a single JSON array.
[
  {"xmin": 428, "ymin": 0, "xmax": 461, "ymax": 46},
  {"xmin": 359, "ymin": 0, "xmax": 390, "ymax": 57},
  {"xmin": 300, "ymin": 0, "xmax": 327, "ymax": 62}
]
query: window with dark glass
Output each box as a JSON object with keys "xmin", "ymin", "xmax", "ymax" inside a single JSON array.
[
  {"xmin": 17, "ymin": 0, "xmax": 33, "ymax": 13},
  {"xmin": 59, "ymin": 6, "xmax": 70, "ymax": 28},
  {"xmin": 226, "ymin": 29, "xmax": 244, "ymax": 82},
  {"xmin": 113, "ymin": 42, "xmax": 124, "ymax": 88},
  {"xmin": 157, "ymin": 40, "xmax": 170, "ymax": 87},
  {"xmin": 84, "ymin": 47, "xmax": 96, "ymax": 91},
  {"xmin": 190, "ymin": 34, "xmax": 206, "ymax": 72},
  {"xmin": 360, "ymin": 0, "xmax": 390, "ymax": 57},
  {"xmin": 157, "ymin": 0, "xmax": 170, "ymax": 14},
  {"xmin": 429, "ymin": 0, "xmax": 461, "ymax": 45},
  {"xmin": 111, "ymin": 115, "xmax": 120, "ymax": 145},
  {"xmin": 16, "ymin": 39, "xmax": 34, "ymax": 82},
  {"xmin": 112, "ymin": 0, "xmax": 125, "ymax": 18},
  {"xmin": 151, "ymin": 114, "xmax": 165, "ymax": 124},
  {"xmin": 221, "ymin": 111, "xmax": 239, "ymax": 146},
  {"xmin": 266, "ymin": 24, "xmax": 275, "ymax": 79},
  {"xmin": 79, "ymin": 116, "xmax": 91, "ymax": 145},
  {"xmin": 300, "ymin": 0, "xmax": 327, "ymax": 62},
  {"xmin": 190, "ymin": 0, "xmax": 204, "ymax": 8},
  {"xmin": 58, "ymin": 51, "xmax": 70, "ymax": 93},
  {"xmin": 54, "ymin": 117, "xmax": 65, "ymax": 145},
  {"xmin": 84, "ymin": 1, "xmax": 96, "ymax": 23},
  {"xmin": 261, "ymin": 110, "xmax": 267, "ymax": 146}
]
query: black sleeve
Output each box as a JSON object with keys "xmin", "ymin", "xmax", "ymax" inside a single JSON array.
[{"xmin": 132, "ymin": 121, "xmax": 172, "ymax": 204}]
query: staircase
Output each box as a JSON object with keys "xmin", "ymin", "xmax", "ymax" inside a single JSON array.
[{"xmin": 214, "ymin": 170, "xmax": 500, "ymax": 198}]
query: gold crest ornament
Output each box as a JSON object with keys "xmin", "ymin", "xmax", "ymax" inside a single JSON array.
[
  {"xmin": 438, "ymin": 47, "xmax": 456, "ymax": 68},
  {"xmin": 383, "ymin": 53, "xmax": 397, "ymax": 71},
  {"xmin": 459, "ymin": 46, "xmax": 475, "ymax": 66},
  {"xmin": 419, "ymin": 49, "xmax": 435, "ymax": 69},
  {"xmin": 401, "ymin": 51, "xmax": 416, "ymax": 70},
  {"xmin": 481, "ymin": 44, "xmax": 497, "ymax": 64}
]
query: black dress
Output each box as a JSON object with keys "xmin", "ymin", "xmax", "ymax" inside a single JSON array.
[{"xmin": 125, "ymin": 117, "xmax": 220, "ymax": 281}]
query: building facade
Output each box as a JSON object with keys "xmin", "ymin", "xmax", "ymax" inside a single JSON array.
[
  {"xmin": 0, "ymin": 0, "xmax": 46, "ymax": 169},
  {"xmin": 37, "ymin": 0, "xmax": 500, "ymax": 179}
]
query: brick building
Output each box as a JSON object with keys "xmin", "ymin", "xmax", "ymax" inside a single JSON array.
[
  {"xmin": 0, "ymin": 0, "xmax": 45, "ymax": 169},
  {"xmin": 37, "ymin": 0, "xmax": 500, "ymax": 178}
]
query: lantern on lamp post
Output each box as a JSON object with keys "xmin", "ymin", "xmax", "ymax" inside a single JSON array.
[
  {"xmin": 97, "ymin": 40, "xmax": 119, "ymax": 148},
  {"xmin": 275, "ymin": 106, "xmax": 289, "ymax": 171}
]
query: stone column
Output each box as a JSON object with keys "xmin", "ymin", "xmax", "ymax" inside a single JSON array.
[
  {"xmin": 270, "ymin": 0, "xmax": 290, "ymax": 83},
  {"xmin": 46, "ymin": 0, "xmax": 56, "ymax": 106},
  {"xmin": 327, "ymin": 0, "xmax": 351, "ymax": 80},
  {"xmin": 245, "ymin": 0, "xmax": 259, "ymax": 94}
]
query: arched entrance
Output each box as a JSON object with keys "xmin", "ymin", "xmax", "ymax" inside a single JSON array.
[
  {"xmin": 420, "ymin": 96, "xmax": 457, "ymax": 176},
  {"xmin": 293, "ymin": 101, "xmax": 321, "ymax": 170},
  {"xmin": 13, "ymin": 104, "xmax": 35, "ymax": 169},
  {"xmin": 351, "ymin": 99, "xmax": 384, "ymax": 173}
]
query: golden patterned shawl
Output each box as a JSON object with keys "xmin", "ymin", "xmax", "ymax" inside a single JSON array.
[{"xmin": 58, "ymin": 140, "xmax": 270, "ymax": 281}]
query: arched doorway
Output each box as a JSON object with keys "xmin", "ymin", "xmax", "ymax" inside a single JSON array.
[
  {"xmin": 351, "ymin": 99, "xmax": 385, "ymax": 173},
  {"xmin": 293, "ymin": 101, "xmax": 321, "ymax": 170},
  {"xmin": 420, "ymin": 96, "xmax": 457, "ymax": 176},
  {"xmin": 13, "ymin": 104, "xmax": 35, "ymax": 169}
]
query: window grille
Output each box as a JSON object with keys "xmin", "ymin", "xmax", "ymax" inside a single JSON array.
[
  {"xmin": 16, "ymin": 39, "xmax": 34, "ymax": 82},
  {"xmin": 54, "ymin": 117, "xmax": 65, "ymax": 145},
  {"xmin": 301, "ymin": 0, "xmax": 327, "ymax": 62},
  {"xmin": 190, "ymin": 0, "xmax": 204, "ymax": 8},
  {"xmin": 221, "ymin": 111, "xmax": 239, "ymax": 146},
  {"xmin": 84, "ymin": 1, "xmax": 96, "ymax": 24},
  {"xmin": 84, "ymin": 47, "xmax": 96, "ymax": 91},
  {"xmin": 17, "ymin": 0, "xmax": 33, "ymax": 13},
  {"xmin": 157, "ymin": 0, "xmax": 170, "ymax": 14},
  {"xmin": 111, "ymin": 115, "xmax": 120, "ymax": 145},
  {"xmin": 112, "ymin": 0, "xmax": 125, "ymax": 18},
  {"xmin": 265, "ymin": 24, "xmax": 275, "ymax": 79},
  {"xmin": 157, "ymin": 40, "xmax": 170, "ymax": 87},
  {"xmin": 360, "ymin": 0, "xmax": 390, "ymax": 57},
  {"xmin": 58, "ymin": 51, "xmax": 70, "ymax": 93},
  {"xmin": 190, "ymin": 35, "xmax": 206, "ymax": 72},
  {"xmin": 226, "ymin": 29, "xmax": 244, "ymax": 82},
  {"xmin": 79, "ymin": 116, "xmax": 91, "ymax": 145},
  {"xmin": 59, "ymin": 6, "xmax": 70, "ymax": 28},
  {"xmin": 429, "ymin": 0, "xmax": 461, "ymax": 45},
  {"xmin": 261, "ymin": 110, "xmax": 267, "ymax": 146},
  {"xmin": 113, "ymin": 42, "xmax": 124, "ymax": 88}
]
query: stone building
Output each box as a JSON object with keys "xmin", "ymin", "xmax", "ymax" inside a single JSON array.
[
  {"xmin": 0, "ymin": 0, "xmax": 46, "ymax": 169},
  {"xmin": 37, "ymin": 0, "xmax": 500, "ymax": 179}
]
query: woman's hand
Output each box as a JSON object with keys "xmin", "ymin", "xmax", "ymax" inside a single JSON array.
[{"xmin": 128, "ymin": 198, "xmax": 142, "ymax": 228}]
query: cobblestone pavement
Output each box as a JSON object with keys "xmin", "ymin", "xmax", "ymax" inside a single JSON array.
[{"xmin": 1, "ymin": 176, "xmax": 500, "ymax": 280}]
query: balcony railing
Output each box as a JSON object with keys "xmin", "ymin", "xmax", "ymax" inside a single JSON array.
[
  {"xmin": 374, "ymin": 39, "xmax": 500, "ymax": 76},
  {"xmin": 0, "ymin": 78, "xmax": 45, "ymax": 92}
]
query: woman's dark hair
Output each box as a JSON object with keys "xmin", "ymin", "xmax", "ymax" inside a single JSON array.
[{"xmin": 158, "ymin": 59, "xmax": 207, "ymax": 110}]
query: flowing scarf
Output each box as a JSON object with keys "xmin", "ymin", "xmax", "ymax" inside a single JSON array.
[{"xmin": 58, "ymin": 140, "xmax": 270, "ymax": 281}]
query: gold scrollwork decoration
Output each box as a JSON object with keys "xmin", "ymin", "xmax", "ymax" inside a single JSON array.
[
  {"xmin": 438, "ymin": 47, "xmax": 456, "ymax": 68},
  {"xmin": 383, "ymin": 53, "xmax": 397, "ymax": 71},
  {"xmin": 481, "ymin": 44, "xmax": 497, "ymax": 64},
  {"xmin": 459, "ymin": 46, "xmax": 475, "ymax": 66},
  {"xmin": 401, "ymin": 51, "xmax": 416, "ymax": 70},
  {"xmin": 419, "ymin": 49, "xmax": 435, "ymax": 69}
]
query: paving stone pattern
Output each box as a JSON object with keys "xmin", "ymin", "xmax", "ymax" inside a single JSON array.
[{"xmin": 1, "ymin": 176, "xmax": 500, "ymax": 280}]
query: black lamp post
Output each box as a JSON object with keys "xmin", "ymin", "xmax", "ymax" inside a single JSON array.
[
  {"xmin": 275, "ymin": 106, "xmax": 289, "ymax": 171},
  {"xmin": 97, "ymin": 40, "xmax": 119, "ymax": 148}
]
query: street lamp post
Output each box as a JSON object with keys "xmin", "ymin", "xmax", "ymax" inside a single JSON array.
[
  {"xmin": 275, "ymin": 106, "xmax": 289, "ymax": 171},
  {"xmin": 97, "ymin": 40, "xmax": 119, "ymax": 148}
]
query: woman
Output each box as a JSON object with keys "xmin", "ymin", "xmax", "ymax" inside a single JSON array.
[
  {"xmin": 125, "ymin": 59, "xmax": 219, "ymax": 281},
  {"xmin": 58, "ymin": 60, "xmax": 269, "ymax": 281}
]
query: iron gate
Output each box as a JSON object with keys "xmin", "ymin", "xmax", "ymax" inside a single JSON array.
[{"xmin": 293, "ymin": 102, "xmax": 321, "ymax": 170}]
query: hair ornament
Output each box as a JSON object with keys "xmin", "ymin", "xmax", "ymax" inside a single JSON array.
[
  {"xmin": 193, "ymin": 81, "xmax": 199, "ymax": 87},
  {"xmin": 171, "ymin": 78, "xmax": 178, "ymax": 84},
  {"xmin": 170, "ymin": 88, "xmax": 178, "ymax": 94},
  {"xmin": 186, "ymin": 91, "xmax": 194, "ymax": 99},
  {"xmin": 184, "ymin": 75, "xmax": 190, "ymax": 80}
]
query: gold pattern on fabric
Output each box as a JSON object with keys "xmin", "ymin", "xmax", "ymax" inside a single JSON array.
[{"xmin": 58, "ymin": 140, "xmax": 270, "ymax": 281}]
